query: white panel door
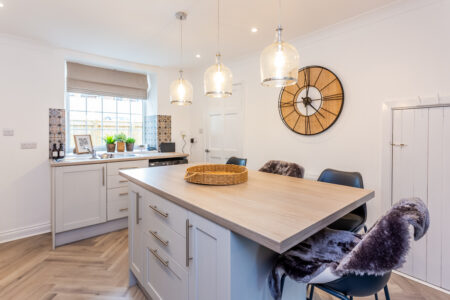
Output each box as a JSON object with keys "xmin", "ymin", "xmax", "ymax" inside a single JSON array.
[
  {"xmin": 55, "ymin": 164, "xmax": 107, "ymax": 232},
  {"xmin": 442, "ymin": 107, "xmax": 450, "ymax": 290},
  {"xmin": 188, "ymin": 212, "xmax": 230, "ymax": 300},
  {"xmin": 205, "ymin": 84, "xmax": 244, "ymax": 163},
  {"xmin": 427, "ymin": 107, "xmax": 444, "ymax": 287},
  {"xmin": 392, "ymin": 108, "xmax": 428, "ymax": 278}
]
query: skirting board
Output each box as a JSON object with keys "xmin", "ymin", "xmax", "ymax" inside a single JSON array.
[
  {"xmin": 393, "ymin": 270, "xmax": 450, "ymax": 295},
  {"xmin": 55, "ymin": 217, "xmax": 128, "ymax": 247},
  {"xmin": 0, "ymin": 222, "xmax": 50, "ymax": 244}
]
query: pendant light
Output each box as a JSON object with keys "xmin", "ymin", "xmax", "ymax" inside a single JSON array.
[
  {"xmin": 170, "ymin": 12, "xmax": 193, "ymax": 105},
  {"xmin": 204, "ymin": 0, "xmax": 232, "ymax": 98},
  {"xmin": 260, "ymin": 0, "xmax": 299, "ymax": 88}
]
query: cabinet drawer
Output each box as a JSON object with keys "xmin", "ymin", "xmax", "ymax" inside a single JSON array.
[
  {"xmin": 107, "ymin": 160, "xmax": 148, "ymax": 176},
  {"xmin": 108, "ymin": 174, "xmax": 129, "ymax": 189},
  {"xmin": 107, "ymin": 187, "xmax": 129, "ymax": 221},
  {"xmin": 144, "ymin": 216, "xmax": 186, "ymax": 268},
  {"xmin": 143, "ymin": 234, "xmax": 188, "ymax": 300},
  {"xmin": 143, "ymin": 190, "xmax": 188, "ymax": 237}
]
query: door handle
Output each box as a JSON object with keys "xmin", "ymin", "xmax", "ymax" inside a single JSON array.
[
  {"xmin": 136, "ymin": 192, "xmax": 141, "ymax": 225},
  {"xmin": 149, "ymin": 230, "xmax": 169, "ymax": 246},
  {"xmin": 102, "ymin": 167, "xmax": 105, "ymax": 186},
  {"xmin": 149, "ymin": 205, "xmax": 169, "ymax": 218},
  {"xmin": 186, "ymin": 219, "xmax": 193, "ymax": 267}
]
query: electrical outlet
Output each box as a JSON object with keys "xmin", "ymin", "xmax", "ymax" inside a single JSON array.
[
  {"xmin": 190, "ymin": 137, "xmax": 197, "ymax": 143},
  {"xmin": 21, "ymin": 143, "xmax": 37, "ymax": 149},
  {"xmin": 3, "ymin": 128, "xmax": 14, "ymax": 136}
]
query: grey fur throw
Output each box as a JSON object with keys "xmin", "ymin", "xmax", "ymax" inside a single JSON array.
[
  {"xmin": 268, "ymin": 198, "xmax": 429, "ymax": 300},
  {"xmin": 259, "ymin": 160, "xmax": 305, "ymax": 178}
]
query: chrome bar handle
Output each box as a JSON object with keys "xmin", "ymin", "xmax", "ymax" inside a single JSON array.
[
  {"xmin": 119, "ymin": 192, "xmax": 129, "ymax": 196},
  {"xmin": 149, "ymin": 248, "xmax": 169, "ymax": 267},
  {"xmin": 119, "ymin": 208, "xmax": 128, "ymax": 212},
  {"xmin": 149, "ymin": 230, "xmax": 169, "ymax": 246},
  {"xmin": 136, "ymin": 192, "xmax": 141, "ymax": 225},
  {"xmin": 102, "ymin": 167, "xmax": 105, "ymax": 186},
  {"xmin": 149, "ymin": 205, "xmax": 169, "ymax": 218},
  {"xmin": 186, "ymin": 219, "xmax": 193, "ymax": 267}
]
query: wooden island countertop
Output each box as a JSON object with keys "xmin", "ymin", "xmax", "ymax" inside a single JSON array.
[{"xmin": 120, "ymin": 164, "xmax": 374, "ymax": 253}]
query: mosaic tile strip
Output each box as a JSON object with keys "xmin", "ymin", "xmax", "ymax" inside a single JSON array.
[{"xmin": 49, "ymin": 108, "xmax": 65, "ymax": 158}]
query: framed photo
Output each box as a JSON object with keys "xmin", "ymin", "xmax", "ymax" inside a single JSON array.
[{"xmin": 74, "ymin": 135, "xmax": 93, "ymax": 154}]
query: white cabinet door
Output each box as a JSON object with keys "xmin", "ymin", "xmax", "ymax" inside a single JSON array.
[
  {"xmin": 188, "ymin": 212, "xmax": 230, "ymax": 300},
  {"xmin": 129, "ymin": 184, "xmax": 144, "ymax": 282},
  {"xmin": 55, "ymin": 164, "xmax": 106, "ymax": 232}
]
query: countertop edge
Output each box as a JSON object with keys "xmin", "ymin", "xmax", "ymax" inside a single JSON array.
[{"xmin": 50, "ymin": 152, "xmax": 188, "ymax": 167}]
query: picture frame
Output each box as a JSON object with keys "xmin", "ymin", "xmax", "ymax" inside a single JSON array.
[{"xmin": 74, "ymin": 135, "xmax": 93, "ymax": 154}]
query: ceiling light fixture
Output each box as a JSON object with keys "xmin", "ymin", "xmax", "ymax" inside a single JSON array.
[
  {"xmin": 204, "ymin": 0, "xmax": 232, "ymax": 98},
  {"xmin": 196, "ymin": 54, "xmax": 201, "ymax": 58},
  {"xmin": 169, "ymin": 12, "xmax": 193, "ymax": 106},
  {"xmin": 0, "ymin": 3, "xmax": 4, "ymax": 8},
  {"xmin": 251, "ymin": 27, "xmax": 258, "ymax": 33},
  {"xmin": 260, "ymin": 0, "xmax": 299, "ymax": 88}
]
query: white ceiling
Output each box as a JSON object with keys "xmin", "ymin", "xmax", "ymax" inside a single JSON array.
[{"xmin": 0, "ymin": 0, "xmax": 397, "ymax": 68}]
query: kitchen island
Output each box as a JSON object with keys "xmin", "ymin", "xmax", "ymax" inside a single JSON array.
[{"xmin": 120, "ymin": 164, "xmax": 374, "ymax": 300}]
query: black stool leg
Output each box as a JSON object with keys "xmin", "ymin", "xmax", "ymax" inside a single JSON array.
[
  {"xmin": 308, "ymin": 285, "xmax": 315, "ymax": 300},
  {"xmin": 374, "ymin": 292, "xmax": 379, "ymax": 300},
  {"xmin": 384, "ymin": 285, "xmax": 391, "ymax": 300},
  {"xmin": 364, "ymin": 225, "xmax": 368, "ymax": 233}
]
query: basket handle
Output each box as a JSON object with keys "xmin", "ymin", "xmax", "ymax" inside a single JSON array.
[{"xmin": 184, "ymin": 172, "xmax": 198, "ymax": 180}]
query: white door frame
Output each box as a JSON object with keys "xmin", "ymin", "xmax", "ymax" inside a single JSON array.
[
  {"xmin": 381, "ymin": 94, "xmax": 450, "ymax": 215},
  {"xmin": 203, "ymin": 82, "xmax": 246, "ymax": 163}
]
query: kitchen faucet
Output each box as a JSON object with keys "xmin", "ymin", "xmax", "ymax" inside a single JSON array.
[{"xmin": 84, "ymin": 146, "xmax": 97, "ymax": 159}]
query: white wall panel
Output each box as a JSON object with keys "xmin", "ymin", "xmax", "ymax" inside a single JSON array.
[{"xmin": 441, "ymin": 107, "xmax": 450, "ymax": 290}]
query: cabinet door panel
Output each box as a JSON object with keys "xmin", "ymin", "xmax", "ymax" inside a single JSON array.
[
  {"xmin": 188, "ymin": 213, "xmax": 230, "ymax": 300},
  {"xmin": 55, "ymin": 164, "xmax": 106, "ymax": 232}
]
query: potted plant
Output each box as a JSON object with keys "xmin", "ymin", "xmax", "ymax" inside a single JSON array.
[
  {"xmin": 126, "ymin": 137, "xmax": 136, "ymax": 152},
  {"xmin": 114, "ymin": 133, "xmax": 127, "ymax": 152},
  {"xmin": 104, "ymin": 135, "xmax": 116, "ymax": 152}
]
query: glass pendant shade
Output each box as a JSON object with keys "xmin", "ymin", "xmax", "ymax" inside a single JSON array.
[
  {"xmin": 204, "ymin": 53, "xmax": 232, "ymax": 98},
  {"xmin": 170, "ymin": 70, "xmax": 193, "ymax": 105},
  {"xmin": 260, "ymin": 27, "xmax": 299, "ymax": 87}
]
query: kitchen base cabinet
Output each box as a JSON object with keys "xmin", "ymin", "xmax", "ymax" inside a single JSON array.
[
  {"xmin": 54, "ymin": 164, "xmax": 107, "ymax": 233},
  {"xmin": 127, "ymin": 182, "xmax": 306, "ymax": 300}
]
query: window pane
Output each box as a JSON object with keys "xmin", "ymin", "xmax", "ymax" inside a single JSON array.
[
  {"xmin": 118, "ymin": 114, "xmax": 131, "ymax": 135},
  {"xmin": 70, "ymin": 111, "xmax": 86, "ymax": 128},
  {"xmin": 69, "ymin": 94, "xmax": 86, "ymax": 111},
  {"xmin": 131, "ymin": 123, "xmax": 143, "ymax": 145},
  {"xmin": 88, "ymin": 130, "xmax": 103, "ymax": 148},
  {"xmin": 103, "ymin": 96, "xmax": 116, "ymax": 113},
  {"xmin": 131, "ymin": 100, "xmax": 142, "ymax": 114},
  {"xmin": 87, "ymin": 96, "xmax": 102, "ymax": 112},
  {"xmin": 87, "ymin": 112, "xmax": 102, "ymax": 130},
  {"xmin": 117, "ymin": 98, "xmax": 130, "ymax": 114},
  {"xmin": 103, "ymin": 113, "xmax": 116, "ymax": 133}
]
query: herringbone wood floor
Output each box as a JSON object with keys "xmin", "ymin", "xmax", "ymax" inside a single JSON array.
[{"xmin": 0, "ymin": 229, "xmax": 448, "ymax": 300}]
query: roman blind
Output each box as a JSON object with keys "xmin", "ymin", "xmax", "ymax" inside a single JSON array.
[{"xmin": 66, "ymin": 62, "xmax": 149, "ymax": 99}]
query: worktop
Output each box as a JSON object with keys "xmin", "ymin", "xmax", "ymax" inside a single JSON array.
[
  {"xmin": 120, "ymin": 163, "xmax": 374, "ymax": 254},
  {"xmin": 50, "ymin": 152, "xmax": 188, "ymax": 167}
]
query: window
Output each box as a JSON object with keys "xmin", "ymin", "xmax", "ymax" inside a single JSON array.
[{"xmin": 66, "ymin": 92, "xmax": 145, "ymax": 150}]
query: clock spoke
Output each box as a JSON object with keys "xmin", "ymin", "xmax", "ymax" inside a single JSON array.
[
  {"xmin": 314, "ymin": 114, "xmax": 324, "ymax": 130},
  {"xmin": 319, "ymin": 78, "xmax": 337, "ymax": 92},
  {"xmin": 321, "ymin": 107, "xmax": 338, "ymax": 116},
  {"xmin": 308, "ymin": 103, "xmax": 325, "ymax": 118},
  {"xmin": 283, "ymin": 109, "xmax": 296, "ymax": 118},
  {"xmin": 282, "ymin": 89, "xmax": 295, "ymax": 96},
  {"xmin": 280, "ymin": 101, "xmax": 302, "ymax": 107},
  {"xmin": 313, "ymin": 67, "xmax": 324, "ymax": 86}
]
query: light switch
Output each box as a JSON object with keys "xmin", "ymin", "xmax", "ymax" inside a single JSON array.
[
  {"xmin": 21, "ymin": 143, "xmax": 37, "ymax": 149},
  {"xmin": 3, "ymin": 128, "xmax": 14, "ymax": 136}
]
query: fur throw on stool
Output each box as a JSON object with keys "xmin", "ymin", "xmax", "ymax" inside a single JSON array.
[
  {"xmin": 259, "ymin": 160, "xmax": 305, "ymax": 178},
  {"xmin": 268, "ymin": 198, "xmax": 430, "ymax": 300}
]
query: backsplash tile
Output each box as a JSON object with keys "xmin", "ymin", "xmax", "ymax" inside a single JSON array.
[
  {"xmin": 49, "ymin": 108, "xmax": 65, "ymax": 158},
  {"xmin": 144, "ymin": 115, "xmax": 171, "ymax": 150}
]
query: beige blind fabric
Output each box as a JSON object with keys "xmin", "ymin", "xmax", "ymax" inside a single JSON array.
[{"xmin": 66, "ymin": 62, "xmax": 149, "ymax": 99}]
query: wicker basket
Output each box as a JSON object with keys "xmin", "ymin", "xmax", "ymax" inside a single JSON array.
[{"xmin": 184, "ymin": 164, "xmax": 248, "ymax": 185}]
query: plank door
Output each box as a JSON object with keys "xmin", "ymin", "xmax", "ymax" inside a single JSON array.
[
  {"xmin": 205, "ymin": 83, "xmax": 244, "ymax": 163},
  {"xmin": 392, "ymin": 108, "xmax": 428, "ymax": 280}
]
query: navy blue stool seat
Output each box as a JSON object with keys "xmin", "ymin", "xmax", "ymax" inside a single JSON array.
[{"xmin": 226, "ymin": 156, "xmax": 247, "ymax": 166}]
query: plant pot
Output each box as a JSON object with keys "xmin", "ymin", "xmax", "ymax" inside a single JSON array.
[
  {"xmin": 107, "ymin": 143, "xmax": 116, "ymax": 153},
  {"xmin": 126, "ymin": 143, "xmax": 134, "ymax": 152},
  {"xmin": 117, "ymin": 141, "xmax": 125, "ymax": 152}
]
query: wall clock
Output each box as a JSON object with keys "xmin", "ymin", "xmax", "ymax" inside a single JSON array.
[{"xmin": 279, "ymin": 66, "xmax": 344, "ymax": 135}]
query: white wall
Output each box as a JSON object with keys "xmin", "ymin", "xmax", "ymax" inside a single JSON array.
[
  {"xmin": 0, "ymin": 35, "xmax": 190, "ymax": 242},
  {"xmin": 188, "ymin": 0, "xmax": 450, "ymax": 224}
]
